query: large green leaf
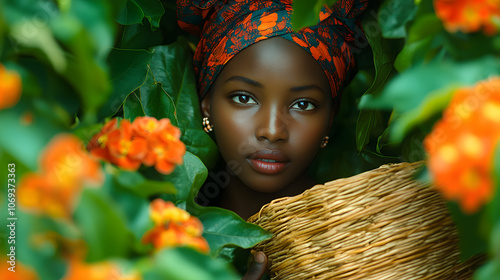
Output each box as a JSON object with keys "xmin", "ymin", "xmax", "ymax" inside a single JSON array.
[
  {"xmin": 359, "ymin": 57, "xmax": 500, "ymax": 113},
  {"xmin": 116, "ymin": 0, "xmax": 165, "ymax": 30},
  {"xmin": 105, "ymin": 172, "xmax": 154, "ymax": 252},
  {"xmin": 141, "ymin": 38, "xmax": 218, "ymax": 168},
  {"xmin": 124, "ymin": 91, "xmax": 146, "ymax": 120},
  {"xmin": 196, "ymin": 208, "xmax": 272, "ymax": 256},
  {"xmin": 99, "ymin": 48, "xmax": 153, "ymax": 119},
  {"xmin": 74, "ymin": 188, "xmax": 132, "ymax": 262},
  {"xmin": 355, "ymin": 17, "xmax": 400, "ymax": 152},
  {"xmin": 485, "ymin": 143, "xmax": 500, "ymax": 233},
  {"xmin": 355, "ymin": 109, "xmax": 380, "ymax": 152},
  {"xmin": 149, "ymin": 151, "xmax": 208, "ymax": 203},
  {"xmin": 0, "ymin": 103, "xmax": 61, "ymax": 170},
  {"xmin": 119, "ymin": 19, "xmax": 164, "ymax": 49},
  {"xmin": 114, "ymin": 169, "xmax": 177, "ymax": 198},
  {"xmin": 475, "ymin": 257, "xmax": 500, "ymax": 280},
  {"xmin": 117, "ymin": 0, "xmax": 144, "ymax": 26},
  {"xmin": 388, "ymin": 85, "xmax": 457, "ymax": 142},
  {"xmin": 140, "ymin": 73, "xmax": 178, "ymax": 125},
  {"xmin": 145, "ymin": 248, "xmax": 240, "ymax": 280},
  {"xmin": 446, "ymin": 202, "xmax": 488, "ymax": 261},
  {"xmin": 134, "ymin": 0, "xmax": 165, "ymax": 30},
  {"xmin": 378, "ymin": 0, "xmax": 418, "ymax": 38},
  {"xmin": 394, "ymin": 14, "xmax": 444, "ymax": 72}
]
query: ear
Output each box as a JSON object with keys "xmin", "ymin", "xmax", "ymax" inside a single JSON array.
[{"xmin": 201, "ymin": 92, "xmax": 211, "ymax": 118}]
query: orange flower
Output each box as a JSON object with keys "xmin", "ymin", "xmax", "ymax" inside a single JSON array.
[
  {"xmin": 0, "ymin": 258, "xmax": 38, "ymax": 280},
  {"xmin": 142, "ymin": 199, "xmax": 209, "ymax": 253},
  {"xmin": 0, "ymin": 64, "xmax": 22, "ymax": 110},
  {"xmin": 88, "ymin": 116, "xmax": 185, "ymax": 175},
  {"xmin": 150, "ymin": 199, "xmax": 190, "ymax": 225},
  {"xmin": 107, "ymin": 119, "xmax": 148, "ymax": 170},
  {"xmin": 18, "ymin": 134, "xmax": 103, "ymax": 218},
  {"xmin": 87, "ymin": 118, "xmax": 118, "ymax": 161},
  {"xmin": 424, "ymin": 77, "xmax": 500, "ymax": 213},
  {"xmin": 62, "ymin": 258, "xmax": 141, "ymax": 280},
  {"xmin": 434, "ymin": 0, "xmax": 500, "ymax": 35}
]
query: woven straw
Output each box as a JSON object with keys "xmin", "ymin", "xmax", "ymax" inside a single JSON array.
[{"xmin": 248, "ymin": 162, "xmax": 484, "ymax": 279}]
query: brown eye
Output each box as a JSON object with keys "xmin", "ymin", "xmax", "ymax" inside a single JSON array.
[
  {"xmin": 231, "ymin": 93, "xmax": 257, "ymax": 105},
  {"xmin": 292, "ymin": 100, "xmax": 316, "ymax": 111}
]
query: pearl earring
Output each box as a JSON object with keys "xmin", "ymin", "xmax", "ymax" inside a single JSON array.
[
  {"xmin": 202, "ymin": 117, "xmax": 213, "ymax": 133},
  {"xmin": 320, "ymin": 136, "xmax": 329, "ymax": 148}
]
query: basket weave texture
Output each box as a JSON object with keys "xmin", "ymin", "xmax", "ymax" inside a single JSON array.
[{"xmin": 248, "ymin": 162, "xmax": 484, "ymax": 280}]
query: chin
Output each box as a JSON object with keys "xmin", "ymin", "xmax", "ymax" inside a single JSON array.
[{"xmin": 243, "ymin": 176, "xmax": 291, "ymax": 194}]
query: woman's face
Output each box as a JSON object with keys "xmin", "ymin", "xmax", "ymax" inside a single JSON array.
[{"xmin": 202, "ymin": 37, "xmax": 334, "ymax": 193}]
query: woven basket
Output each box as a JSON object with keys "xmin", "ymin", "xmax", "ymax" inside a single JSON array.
[{"xmin": 248, "ymin": 162, "xmax": 484, "ymax": 280}]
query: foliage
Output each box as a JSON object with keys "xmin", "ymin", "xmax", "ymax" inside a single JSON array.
[
  {"xmin": 0, "ymin": 0, "xmax": 267, "ymax": 279},
  {"xmin": 1, "ymin": 0, "xmax": 499, "ymax": 278}
]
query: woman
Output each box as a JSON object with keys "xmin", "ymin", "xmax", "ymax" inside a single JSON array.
[{"xmin": 176, "ymin": 0, "xmax": 368, "ymax": 278}]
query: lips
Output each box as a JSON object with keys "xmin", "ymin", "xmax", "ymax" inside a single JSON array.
[{"xmin": 247, "ymin": 150, "xmax": 290, "ymax": 175}]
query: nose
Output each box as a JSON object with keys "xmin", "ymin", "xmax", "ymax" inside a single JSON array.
[{"xmin": 255, "ymin": 106, "xmax": 289, "ymax": 143}]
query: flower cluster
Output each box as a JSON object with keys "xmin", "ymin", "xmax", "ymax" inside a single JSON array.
[
  {"xmin": 18, "ymin": 134, "xmax": 103, "ymax": 219},
  {"xmin": 87, "ymin": 116, "xmax": 186, "ymax": 175},
  {"xmin": 62, "ymin": 258, "xmax": 141, "ymax": 280},
  {"xmin": 0, "ymin": 63, "xmax": 22, "ymax": 110},
  {"xmin": 424, "ymin": 77, "xmax": 500, "ymax": 213},
  {"xmin": 142, "ymin": 199, "xmax": 209, "ymax": 253},
  {"xmin": 434, "ymin": 0, "xmax": 500, "ymax": 35}
]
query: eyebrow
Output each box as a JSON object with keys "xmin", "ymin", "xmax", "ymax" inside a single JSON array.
[
  {"xmin": 225, "ymin": 76, "xmax": 263, "ymax": 87},
  {"xmin": 225, "ymin": 75, "xmax": 326, "ymax": 94},
  {"xmin": 290, "ymin": 84, "xmax": 326, "ymax": 94}
]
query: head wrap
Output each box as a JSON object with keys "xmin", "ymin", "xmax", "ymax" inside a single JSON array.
[{"xmin": 177, "ymin": 0, "xmax": 368, "ymax": 101}]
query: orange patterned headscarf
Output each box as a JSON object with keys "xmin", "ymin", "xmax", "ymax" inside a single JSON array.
[{"xmin": 177, "ymin": 0, "xmax": 368, "ymax": 100}]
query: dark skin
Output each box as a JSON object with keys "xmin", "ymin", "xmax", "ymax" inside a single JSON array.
[{"xmin": 201, "ymin": 37, "xmax": 335, "ymax": 279}]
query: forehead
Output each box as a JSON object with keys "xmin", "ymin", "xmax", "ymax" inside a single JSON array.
[{"xmin": 214, "ymin": 37, "xmax": 330, "ymax": 92}]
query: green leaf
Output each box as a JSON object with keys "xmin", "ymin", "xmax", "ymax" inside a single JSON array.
[
  {"xmin": 74, "ymin": 188, "xmax": 132, "ymax": 262},
  {"xmin": 292, "ymin": 0, "xmax": 335, "ymax": 31},
  {"xmin": 378, "ymin": 0, "xmax": 418, "ymax": 38},
  {"xmin": 114, "ymin": 169, "xmax": 177, "ymax": 198},
  {"xmin": 99, "ymin": 48, "xmax": 153, "ymax": 119},
  {"xmin": 140, "ymin": 72, "xmax": 177, "ymax": 125},
  {"xmin": 197, "ymin": 207, "xmax": 272, "ymax": 256},
  {"xmin": 153, "ymin": 151, "xmax": 208, "ymax": 203},
  {"xmin": 116, "ymin": 0, "xmax": 144, "ymax": 26},
  {"xmin": 475, "ymin": 259, "xmax": 500, "ymax": 280},
  {"xmin": 360, "ymin": 17, "xmax": 400, "ymax": 97},
  {"xmin": 134, "ymin": 0, "xmax": 165, "ymax": 30},
  {"xmin": 50, "ymin": 15, "xmax": 111, "ymax": 123},
  {"xmin": 359, "ymin": 57, "xmax": 500, "ymax": 113},
  {"xmin": 355, "ymin": 109, "xmax": 379, "ymax": 152},
  {"xmin": 142, "ymin": 38, "xmax": 218, "ymax": 168},
  {"xmin": 147, "ymin": 248, "xmax": 240, "ymax": 280},
  {"xmin": 485, "ymin": 142, "xmax": 500, "ymax": 232},
  {"xmin": 119, "ymin": 19, "xmax": 164, "ymax": 49},
  {"xmin": 446, "ymin": 202, "xmax": 488, "ymax": 260},
  {"xmin": 394, "ymin": 14, "xmax": 444, "ymax": 72},
  {"xmin": 68, "ymin": 0, "xmax": 118, "ymax": 60},
  {"xmin": 355, "ymin": 17, "xmax": 400, "ymax": 153},
  {"xmin": 0, "ymin": 102, "xmax": 61, "ymax": 170},
  {"xmin": 124, "ymin": 91, "xmax": 146, "ymax": 120},
  {"xmin": 389, "ymin": 85, "xmax": 457, "ymax": 142},
  {"xmin": 105, "ymin": 173, "xmax": 153, "ymax": 251}
]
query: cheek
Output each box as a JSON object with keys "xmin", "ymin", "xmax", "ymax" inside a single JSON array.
[
  {"xmin": 210, "ymin": 105, "xmax": 253, "ymax": 159},
  {"xmin": 288, "ymin": 115, "xmax": 329, "ymax": 159}
]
